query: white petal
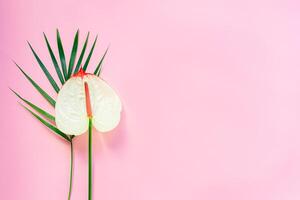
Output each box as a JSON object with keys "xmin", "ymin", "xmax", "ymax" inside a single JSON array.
[
  {"xmin": 84, "ymin": 75, "xmax": 122, "ymax": 132},
  {"xmin": 55, "ymin": 77, "xmax": 88, "ymax": 135}
]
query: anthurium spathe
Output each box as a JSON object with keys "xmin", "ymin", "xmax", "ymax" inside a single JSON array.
[{"xmin": 55, "ymin": 68, "xmax": 122, "ymax": 135}]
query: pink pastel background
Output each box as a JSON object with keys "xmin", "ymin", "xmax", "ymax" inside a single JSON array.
[{"xmin": 1, "ymin": 0, "xmax": 300, "ymax": 199}]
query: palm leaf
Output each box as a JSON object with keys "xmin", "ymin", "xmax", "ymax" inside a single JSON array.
[
  {"xmin": 14, "ymin": 62, "xmax": 56, "ymax": 107},
  {"xmin": 56, "ymin": 29, "xmax": 68, "ymax": 80},
  {"xmin": 43, "ymin": 33, "xmax": 65, "ymax": 85},
  {"xmin": 67, "ymin": 30, "xmax": 79, "ymax": 79},
  {"xmin": 21, "ymin": 104, "xmax": 70, "ymax": 142},
  {"xmin": 82, "ymin": 35, "xmax": 98, "ymax": 71},
  {"xmin": 74, "ymin": 32, "xmax": 90, "ymax": 73},
  {"xmin": 28, "ymin": 42, "xmax": 60, "ymax": 93},
  {"xmin": 94, "ymin": 46, "xmax": 109, "ymax": 76},
  {"xmin": 10, "ymin": 89, "xmax": 55, "ymax": 122}
]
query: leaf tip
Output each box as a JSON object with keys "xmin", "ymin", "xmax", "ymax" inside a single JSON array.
[
  {"xmin": 11, "ymin": 59, "xmax": 17, "ymax": 65},
  {"xmin": 8, "ymin": 87, "xmax": 14, "ymax": 93},
  {"xmin": 8, "ymin": 87, "xmax": 16, "ymax": 97},
  {"xmin": 56, "ymin": 29, "xmax": 61, "ymax": 38}
]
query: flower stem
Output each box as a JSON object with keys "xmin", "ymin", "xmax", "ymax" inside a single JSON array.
[
  {"xmin": 68, "ymin": 137, "xmax": 74, "ymax": 200},
  {"xmin": 88, "ymin": 118, "xmax": 93, "ymax": 200}
]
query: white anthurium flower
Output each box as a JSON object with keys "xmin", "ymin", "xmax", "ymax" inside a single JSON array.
[{"xmin": 55, "ymin": 68, "xmax": 122, "ymax": 135}]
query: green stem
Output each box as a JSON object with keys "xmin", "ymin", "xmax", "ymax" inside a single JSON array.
[
  {"xmin": 68, "ymin": 138, "xmax": 74, "ymax": 200},
  {"xmin": 88, "ymin": 118, "xmax": 93, "ymax": 200}
]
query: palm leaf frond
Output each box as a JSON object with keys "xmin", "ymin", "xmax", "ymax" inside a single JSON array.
[
  {"xmin": 14, "ymin": 62, "xmax": 56, "ymax": 107},
  {"xmin": 27, "ymin": 42, "xmax": 60, "ymax": 93},
  {"xmin": 21, "ymin": 104, "xmax": 70, "ymax": 142},
  {"xmin": 10, "ymin": 89, "xmax": 55, "ymax": 121},
  {"xmin": 74, "ymin": 32, "xmax": 90, "ymax": 73},
  {"xmin": 94, "ymin": 46, "xmax": 109, "ymax": 76},
  {"xmin": 82, "ymin": 35, "xmax": 98, "ymax": 71},
  {"xmin": 43, "ymin": 33, "xmax": 65, "ymax": 85},
  {"xmin": 67, "ymin": 30, "xmax": 79, "ymax": 79},
  {"xmin": 56, "ymin": 29, "xmax": 68, "ymax": 80}
]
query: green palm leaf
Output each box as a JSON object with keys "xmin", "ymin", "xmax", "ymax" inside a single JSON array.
[
  {"xmin": 21, "ymin": 104, "xmax": 70, "ymax": 142},
  {"xmin": 10, "ymin": 89, "xmax": 55, "ymax": 122},
  {"xmin": 82, "ymin": 35, "xmax": 98, "ymax": 71},
  {"xmin": 94, "ymin": 46, "xmax": 109, "ymax": 76},
  {"xmin": 43, "ymin": 33, "xmax": 65, "ymax": 85},
  {"xmin": 74, "ymin": 32, "xmax": 90, "ymax": 73},
  {"xmin": 67, "ymin": 30, "xmax": 79, "ymax": 78},
  {"xmin": 14, "ymin": 62, "xmax": 56, "ymax": 107},
  {"xmin": 56, "ymin": 29, "xmax": 68, "ymax": 80},
  {"xmin": 28, "ymin": 42, "xmax": 60, "ymax": 93}
]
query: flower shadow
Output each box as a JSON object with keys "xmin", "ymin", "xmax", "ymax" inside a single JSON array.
[{"xmin": 74, "ymin": 109, "xmax": 128, "ymax": 158}]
